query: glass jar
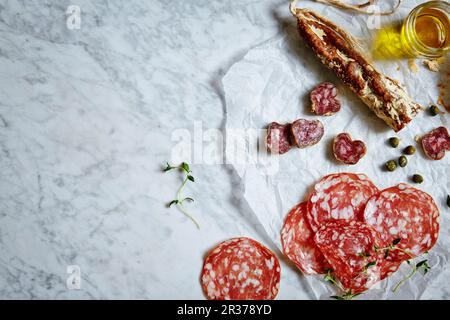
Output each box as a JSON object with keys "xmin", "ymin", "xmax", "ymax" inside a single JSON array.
[{"xmin": 401, "ymin": 1, "xmax": 450, "ymax": 58}]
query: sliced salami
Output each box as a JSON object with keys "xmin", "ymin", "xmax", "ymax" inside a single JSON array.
[
  {"xmin": 421, "ymin": 126, "xmax": 450, "ymax": 160},
  {"xmin": 290, "ymin": 119, "xmax": 324, "ymax": 148},
  {"xmin": 266, "ymin": 122, "xmax": 293, "ymax": 154},
  {"xmin": 363, "ymin": 184, "xmax": 440, "ymax": 262},
  {"xmin": 314, "ymin": 220, "xmax": 384, "ymax": 293},
  {"xmin": 310, "ymin": 82, "xmax": 341, "ymax": 116},
  {"xmin": 307, "ymin": 173, "xmax": 379, "ymax": 233},
  {"xmin": 281, "ymin": 202, "xmax": 330, "ymax": 274},
  {"xmin": 201, "ymin": 237, "xmax": 281, "ymax": 300},
  {"xmin": 333, "ymin": 133, "xmax": 366, "ymax": 165}
]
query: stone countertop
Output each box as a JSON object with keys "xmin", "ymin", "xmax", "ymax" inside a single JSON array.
[{"xmin": 0, "ymin": 0, "xmax": 448, "ymax": 299}]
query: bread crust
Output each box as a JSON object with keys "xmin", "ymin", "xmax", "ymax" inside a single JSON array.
[{"xmin": 291, "ymin": 6, "xmax": 422, "ymax": 132}]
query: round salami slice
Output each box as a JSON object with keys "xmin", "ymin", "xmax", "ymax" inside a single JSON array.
[
  {"xmin": 201, "ymin": 237, "xmax": 281, "ymax": 300},
  {"xmin": 421, "ymin": 126, "xmax": 450, "ymax": 160},
  {"xmin": 314, "ymin": 220, "xmax": 384, "ymax": 293},
  {"xmin": 266, "ymin": 122, "xmax": 293, "ymax": 154},
  {"xmin": 310, "ymin": 82, "xmax": 341, "ymax": 116},
  {"xmin": 307, "ymin": 173, "xmax": 379, "ymax": 233},
  {"xmin": 281, "ymin": 202, "xmax": 330, "ymax": 274},
  {"xmin": 333, "ymin": 133, "xmax": 366, "ymax": 165},
  {"xmin": 290, "ymin": 119, "xmax": 324, "ymax": 148},
  {"xmin": 363, "ymin": 184, "xmax": 440, "ymax": 262}
]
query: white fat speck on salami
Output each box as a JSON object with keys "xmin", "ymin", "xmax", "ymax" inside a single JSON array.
[
  {"xmin": 421, "ymin": 126, "xmax": 450, "ymax": 160},
  {"xmin": 290, "ymin": 119, "xmax": 324, "ymax": 148},
  {"xmin": 314, "ymin": 220, "xmax": 387, "ymax": 293},
  {"xmin": 363, "ymin": 184, "xmax": 440, "ymax": 262},
  {"xmin": 310, "ymin": 82, "xmax": 341, "ymax": 116},
  {"xmin": 306, "ymin": 173, "xmax": 379, "ymax": 232},
  {"xmin": 281, "ymin": 202, "xmax": 330, "ymax": 274},
  {"xmin": 201, "ymin": 237, "xmax": 280, "ymax": 300}
]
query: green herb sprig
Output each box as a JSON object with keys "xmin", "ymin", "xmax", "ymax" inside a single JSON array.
[
  {"xmin": 392, "ymin": 259, "xmax": 430, "ymax": 293},
  {"xmin": 324, "ymin": 270, "xmax": 362, "ymax": 300},
  {"xmin": 163, "ymin": 162, "xmax": 199, "ymax": 229},
  {"xmin": 374, "ymin": 238, "xmax": 431, "ymax": 292}
]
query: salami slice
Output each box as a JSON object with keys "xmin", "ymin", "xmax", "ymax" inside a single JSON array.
[
  {"xmin": 333, "ymin": 133, "xmax": 366, "ymax": 165},
  {"xmin": 266, "ymin": 122, "xmax": 293, "ymax": 154},
  {"xmin": 363, "ymin": 184, "xmax": 440, "ymax": 262},
  {"xmin": 421, "ymin": 126, "xmax": 450, "ymax": 160},
  {"xmin": 314, "ymin": 220, "xmax": 384, "ymax": 293},
  {"xmin": 310, "ymin": 82, "xmax": 341, "ymax": 116},
  {"xmin": 290, "ymin": 119, "xmax": 324, "ymax": 148},
  {"xmin": 307, "ymin": 173, "xmax": 379, "ymax": 233},
  {"xmin": 201, "ymin": 237, "xmax": 281, "ymax": 300},
  {"xmin": 281, "ymin": 202, "xmax": 330, "ymax": 274}
]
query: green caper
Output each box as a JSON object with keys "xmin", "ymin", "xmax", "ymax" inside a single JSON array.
[
  {"xmin": 447, "ymin": 195, "xmax": 450, "ymax": 208},
  {"xmin": 404, "ymin": 145, "xmax": 416, "ymax": 155},
  {"xmin": 412, "ymin": 174, "xmax": 423, "ymax": 184},
  {"xmin": 398, "ymin": 155, "xmax": 408, "ymax": 167},
  {"xmin": 429, "ymin": 105, "xmax": 440, "ymax": 116},
  {"xmin": 389, "ymin": 137, "xmax": 400, "ymax": 148},
  {"xmin": 385, "ymin": 160, "xmax": 397, "ymax": 172}
]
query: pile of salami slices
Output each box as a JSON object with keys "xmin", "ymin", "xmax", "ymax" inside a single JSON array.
[
  {"xmin": 281, "ymin": 172, "xmax": 440, "ymax": 295},
  {"xmin": 200, "ymin": 173, "xmax": 440, "ymax": 300}
]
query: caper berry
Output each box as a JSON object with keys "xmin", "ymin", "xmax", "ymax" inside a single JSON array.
[
  {"xmin": 385, "ymin": 160, "xmax": 397, "ymax": 171},
  {"xmin": 429, "ymin": 105, "xmax": 440, "ymax": 116},
  {"xmin": 412, "ymin": 174, "xmax": 423, "ymax": 184},
  {"xmin": 398, "ymin": 155, "xmax": 408, "ymax": 167},
  {"xmin": 447, "ymin": 195, "xmax": 450, "ymax": 208},
  {"xmin": 404, "ymin": 145, "xmax": 416, "ymax": 155},
  {"xmin": 389, "ymin": 137, "xmax": 400, "ymax": 148}
]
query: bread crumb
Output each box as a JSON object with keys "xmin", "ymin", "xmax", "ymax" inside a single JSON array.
[
  {"xmin": 408, "ymin": 59, "xmax": 418, "ymax": 73},
  {"xmin": 423, "ymin": 59, "xmax": 440, "ymax": 72}
]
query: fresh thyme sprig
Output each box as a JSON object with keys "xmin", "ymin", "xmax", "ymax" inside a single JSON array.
[
  {"xmin": 324, "ymin": 269, "xmax": 362, "ymax": 300},
  {"xmin": 392, "ymin": 259, "xmax": 430, "ymax": 292},
  {"xmin": 163, "ymin": 162, "xmax": 199, "ymax": 229},
  {"xmin": 373, "ymin": 238, "xmax": 431, "ymax": 292}
]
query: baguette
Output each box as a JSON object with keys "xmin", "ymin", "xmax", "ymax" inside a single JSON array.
[{"xmin": 290, "ymin": 2, "xmax": 422, "ymax": 132}]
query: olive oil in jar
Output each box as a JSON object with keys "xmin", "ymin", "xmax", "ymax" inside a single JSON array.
[
  {"xmin": 402, "ymin": 1, "xmax": 450, "ymax": 58},
  {"xmin": 415, "ymin": 7, "xmax": 449, "ymax": 49}
]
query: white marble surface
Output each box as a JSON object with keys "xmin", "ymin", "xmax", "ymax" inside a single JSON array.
[{"xmin": 0, "ymin": 0, "xmax": 448, "ymax": 299}]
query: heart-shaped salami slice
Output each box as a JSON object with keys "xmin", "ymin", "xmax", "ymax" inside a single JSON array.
[
  {"xmin": 333, "ymin": 133, "xmax": 366, "ymax": 165},
  {"xmin": 291, "ymin": 119, "xmax": 324, "ymax": 148}
]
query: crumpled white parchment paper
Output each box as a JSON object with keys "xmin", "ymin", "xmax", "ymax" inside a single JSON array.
[{"xmin": 223, "ymin": 1, "xmax": 449, "ymax": 299}]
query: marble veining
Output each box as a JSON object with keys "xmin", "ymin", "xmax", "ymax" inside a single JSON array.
[{"xmin": 0, "ymin": 0, "xmax": 447, "ymax": 299}]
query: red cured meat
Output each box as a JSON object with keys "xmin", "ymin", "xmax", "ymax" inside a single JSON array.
[
  {"xmin": 314, "ymin": 220, "xmax": 385, "ymax": 293},
  {"xmin": 290, "ymin": 119, "xmax": 324, "ymax": 148},
  {"xmin": 201, "ymin": 237, "xmax": 281, "ymax": 300},
  {"xmin": 266, "ymin": 122, "xmax": 293, "ymax": 154},
  {"xmin": 307, "ymin": 173, "xmax": 379, "ymax": 233},
  {"xmin": 363, "ymin": 184, "xmax": 440, "ymax": 262},
  {"xmin": 310, "ymin": 82, "xmax": 341, "ymax": 116},
  {"xmin": 333, "ymin": 133, "xmax": 366, "ymax": 165},
  {"xmin": 281, "ymin": 202, "xmax": 330, "ymax": 274},
  {"xmin": 421, "ymin": 126, "xmax": 450, "ymax": 160}
]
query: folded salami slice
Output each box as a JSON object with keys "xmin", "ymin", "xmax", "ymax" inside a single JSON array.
[
  {"xmin": 333, "ymin": 133, "xmax": 366, "ymax": 165},
  {"xmin": 314, "ymin": 220, "xmax": 384, "ymax": 293},
  {"xmin": 307, "ymin": 173, "xmax": 379, "ymax": 232},
  {"xmin": 201, "ymin": 237, "xmax": 280, "ymax": 300},
  {"xmin": 291, "ymin": 119, "xmax": 324, "ymax": 148},
  {"xmin": 421, "ymin": 126, "xmax": 450, "ymax": 160},
  {"xmin": 363, "ymin": 184, "xmax": 440, "ymax": 262},
  {"xmin": 281, "ymin": 202, "xmax": 330, "ymax": 274},
  {"xmin": 266, "ymin": 122, "xmax": 293, "ymax": 154},
  {"xmin": 310, "ymin": 82, "xmax": 341, "ymax": 116},
  {"xmin": 290, "ymin": 3, "xmax": 421, "ymax": 132}
]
